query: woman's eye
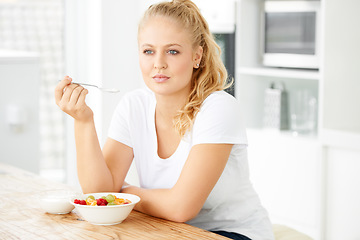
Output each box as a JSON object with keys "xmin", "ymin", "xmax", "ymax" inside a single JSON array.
[
  {"xmin": 168, "ymin": 50, "xmax": 179, "ymax": 55},
  {"xmin": 143, "ymin": 49, "xmax": 154, "ymax": 55}
]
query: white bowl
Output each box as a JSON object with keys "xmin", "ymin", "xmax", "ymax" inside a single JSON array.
[
  {"xmin": 38, "ymin": 190, "xmax": 79, "ymax": 214},
  {"xmin": 70, "ymin": 192, "xmax": 140, "ymax": 225}
]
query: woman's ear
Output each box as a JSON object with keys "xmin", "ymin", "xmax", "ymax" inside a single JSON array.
[{"xmin": 193, "ymin": 46, "xmax": 203, "ymax": 68}]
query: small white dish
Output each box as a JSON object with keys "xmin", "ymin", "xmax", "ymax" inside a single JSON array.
[
  {"xmin": 38, "ymin": 190, "xmax": 79, "ymax": 214},
  {"xmin": 70, "ymin": 192, "xmax": 140, "ymax": 225}
]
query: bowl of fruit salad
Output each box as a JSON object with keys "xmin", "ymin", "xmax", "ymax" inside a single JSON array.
[{"xmin": 71, "ymin": 192, "xmax": 140, "ymax": 225}]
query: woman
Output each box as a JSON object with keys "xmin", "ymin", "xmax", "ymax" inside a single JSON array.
[{"xmin": 54, "ymin": 1, "xmax": 274, "ymax": 239}]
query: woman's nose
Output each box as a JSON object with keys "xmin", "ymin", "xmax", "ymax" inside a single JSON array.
[{"xmin": 154, "ymin": 54, "xmax": 167, "ymax": 69}]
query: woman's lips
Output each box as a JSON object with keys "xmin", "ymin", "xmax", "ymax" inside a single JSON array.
[{"xmin": 153, "ymin": 74, "xmax": 170, "ymax": 83}]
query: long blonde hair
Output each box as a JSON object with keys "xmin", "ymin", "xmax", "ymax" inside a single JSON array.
[{"xmin": 139, "ymin": 0, "xmax": 231, "ymax": 136}]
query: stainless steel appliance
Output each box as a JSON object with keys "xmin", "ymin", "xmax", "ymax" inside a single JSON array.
[
  {"xmin": 214, "ymin": 33, "xmax": 236, "ymax": 96},
  {"xmin": 261, "ymin": 1, "xmax": 321, "ymax": 69},
  {"xmin": 194, "ymin": 0, "xmax": 236, "ymax": 96}
]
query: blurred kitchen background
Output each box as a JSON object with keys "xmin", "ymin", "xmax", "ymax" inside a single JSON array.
[{"xmin": 0, "ymin": 0, "xmax": 359, "ymax": 239}]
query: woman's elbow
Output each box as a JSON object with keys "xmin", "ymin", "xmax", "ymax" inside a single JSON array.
[{"xmin": 167, "ymin": 205, "xmax": 200, "ymax": 223}]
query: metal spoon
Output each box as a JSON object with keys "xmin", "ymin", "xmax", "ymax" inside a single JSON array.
[{"xmin": 72, "ymin": 82, "xmax": 120, "ymax": 93}]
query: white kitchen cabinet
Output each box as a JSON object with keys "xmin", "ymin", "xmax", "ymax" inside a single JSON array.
[
  {"xmin": 192, "ymin": 0, "xmax": 236, "ymax": 33},
  {"xmin": 321, "ymin": 0, "xmax": 360, "ymax": 239},
  {"xmin": 0, "ymin": 49, "xmax": 40, "ymax": 173},
  {"xmin": 235, "ymin": 3, "xmax": 322, "ymax": 237},
  {"xmin": 321, "ymin": 0, "xmax": 360, "ymax": 134},
  {"xmin": 324, "ymin": 147, "xmax": 360, "ymax": 240},
  {"xmin": 235, "ymin": 0, "xmax": 320, "ymax": 132},
  {"xmin": 247, "ymin": 129, "xmax": 322, "ymax": 239},
  {"xmin": 235, "ymin": 0, "xmax": 322, "ymax": 236},
  {"xmin": 235, "ymin": 0, "xmax": 360, "ymax": 239}
]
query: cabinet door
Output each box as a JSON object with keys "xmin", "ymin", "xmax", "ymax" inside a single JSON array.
[
  {"xmin": 322, "ymin": 0, "xmax": 360, "ymax": 133},
  {"xmin": 247, "ymin": 129, "xmax": 321, "ymax": 239},
  {"xmin": 325, "ymin": 147, "xmax": 360, "ymax": 240},
  {"xmin": 0, "ymin": 53, "xmax": 40, "ymax": 174}
]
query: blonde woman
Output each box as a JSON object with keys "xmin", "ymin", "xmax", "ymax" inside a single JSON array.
[{"xmin": 55, "ymin": 1, "xmax": 274, "ymax": 239}]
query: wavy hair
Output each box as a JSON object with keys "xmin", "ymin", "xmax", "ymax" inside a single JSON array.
[{"xmin": 138, "ymin": 0, "xmax": 231, "ymax": 137}]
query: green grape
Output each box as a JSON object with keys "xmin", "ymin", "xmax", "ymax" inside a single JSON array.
[
  {"xmin": 105, "ymin": 194, "xmax": 115, "ymax": 203},
  {"xmin": 101, "ymin": 196, "xmax": 106, "ymax": 200},
  {"xmin": 107, "ymin": 202, "xmax": 117, "ymax": 206},
  {"xmin": 87, "ymin": 195, "xmax": 95, "ymax": 200}
]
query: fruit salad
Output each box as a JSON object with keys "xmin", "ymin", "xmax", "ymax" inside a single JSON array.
[{"xmin": 73, "ymin": 194, "xmax": 132, "ymax": 206}]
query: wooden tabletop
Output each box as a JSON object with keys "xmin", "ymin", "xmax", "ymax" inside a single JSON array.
[{"xmin": 0, "ymin": 163, "xmax": 228, "ymax": 240}]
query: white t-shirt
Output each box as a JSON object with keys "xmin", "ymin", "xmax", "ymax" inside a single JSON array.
[{"xmin": 108, "ymin": 88, "xmax": 275, "ymax": 240}]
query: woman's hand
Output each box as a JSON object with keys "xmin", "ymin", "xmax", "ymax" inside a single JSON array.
[{"xmin": 54, "ymin": 76, "xmax": 93, "ymax": 122}]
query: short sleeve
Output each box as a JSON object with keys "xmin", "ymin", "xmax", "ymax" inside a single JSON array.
[
  {"xmin": 108, "ymin": 94, "xmax": 133, "ymax": 148},
  {"xmin": 191, "ymin": 91, "xmax": 247, "ymax": 146}
]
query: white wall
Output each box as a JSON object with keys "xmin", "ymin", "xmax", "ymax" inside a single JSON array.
[
  {"xmin": 100, "ymin": 0, "xmax": 145, "ymax": 187},
  {"xmin": 64, "ymin": 0, "xmax": 145, "ymax": 187},
  {"xmin": 101, "ymin": 0, "xmax": 143, "ymax": 146},
  {"xmin": 64, "ymin": 0, "xmax": 103, "ymax": 188}
]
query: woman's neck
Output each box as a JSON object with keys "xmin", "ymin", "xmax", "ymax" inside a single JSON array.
[{"xmin": 155, "ymin": 94, "xmax": 186, "ymax": 123}]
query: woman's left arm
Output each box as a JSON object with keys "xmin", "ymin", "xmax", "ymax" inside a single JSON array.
[{"xmin": 121, "ymin": 143, "xmax": 233, "ymax": 222}]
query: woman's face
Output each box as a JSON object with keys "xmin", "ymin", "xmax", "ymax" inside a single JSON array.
[{"xmin": 138, "ymin": 16, "xmax": 202, "ymax": 99}]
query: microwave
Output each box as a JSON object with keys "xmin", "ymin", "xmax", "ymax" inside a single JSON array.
[{"xmin": 261, "ymin": 1, "xmax": 321, "ymax": 69}]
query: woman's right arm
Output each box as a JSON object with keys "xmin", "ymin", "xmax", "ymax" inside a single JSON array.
[{"xmin": 54, "ymin": 76, "xmax": 133, "ymax": 193}]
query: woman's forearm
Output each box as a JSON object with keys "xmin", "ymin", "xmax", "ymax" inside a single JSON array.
[
  {"xmin": 55, "ymin": 77, "xmax": 123, "ymax": 193},
  {"xmin": 121, "ymin": 185, "xmax": 199, "ymax": 222},
  {"xmin": 74, "ymin": 119, "xmax": 114, "ymax": 193}
]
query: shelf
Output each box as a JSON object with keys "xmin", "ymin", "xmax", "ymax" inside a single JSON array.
[
  {"xmin": 0, "ymin": 49, "xmax": 39, "ymax": 63},
  {"xmin": 238, "ymin": 67, "xmax": 320, "ymax": 80},
  {"xmin": 247, "ymin": 128, "xmax": 319, "ymax": 143}
]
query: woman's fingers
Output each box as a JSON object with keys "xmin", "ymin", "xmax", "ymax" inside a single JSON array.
[
  {"xmin": 61, "ymin": 83, "xmax": 80, "ymax": 104},
  {"xmin": 56, "ymin": 76, "xmax": 87, "ymax": 112},
  {"xmin": 55, "ymin": 76, "xmax": 93, "ymax": 121},
  {"xmin": 54, "ymin": 76, "xmax": 72, "ymax": 106},
  {"xmin": 68, "ymin": 84, "xmax": 85, "ymax": 106},
  {"xmin": 76, "ymin": 88, "xmax": 89, "ymax": 107}
]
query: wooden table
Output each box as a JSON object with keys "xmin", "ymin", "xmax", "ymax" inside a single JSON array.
[{"xmin": 0, "ymin": 163, "xmax": 228, "ymax": 240}]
